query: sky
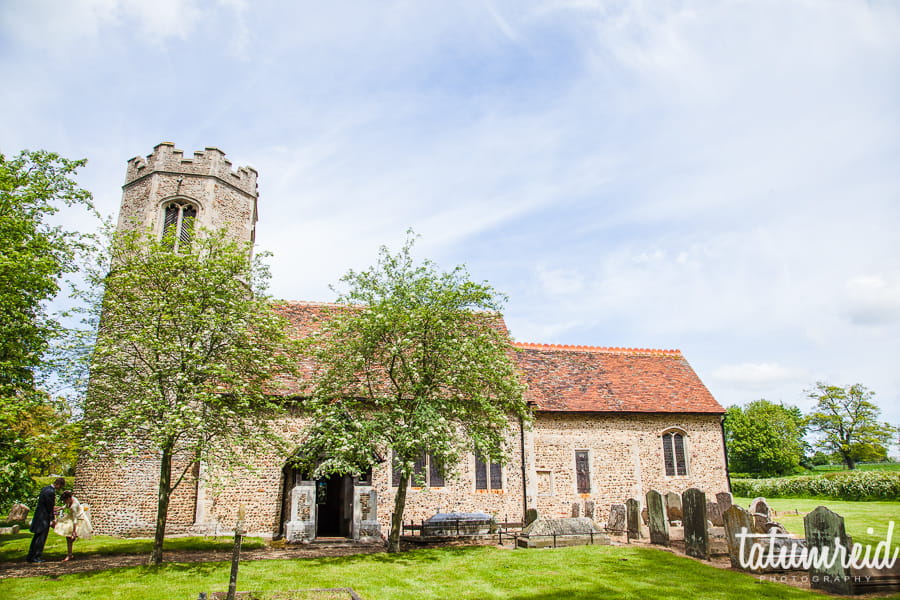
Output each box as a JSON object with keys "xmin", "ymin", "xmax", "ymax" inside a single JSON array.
[{"xmin": 2, "ymin": 0, "xmax": 899, "ymax": 438}]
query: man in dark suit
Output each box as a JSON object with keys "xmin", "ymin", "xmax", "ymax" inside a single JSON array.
[{"xmin": 26, "ymin": 477, "xmax": 65, "ymax": 563}]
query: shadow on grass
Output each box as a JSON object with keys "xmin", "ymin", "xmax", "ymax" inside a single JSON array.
[
  {"xmin": 286, "ymin": 544, "xmax": 482, "ymax": 570},
  {"xmin": 0, "ymin": 532, "xmax": 267, "ymax": 563}
]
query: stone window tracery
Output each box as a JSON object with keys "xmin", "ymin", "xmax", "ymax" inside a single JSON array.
[
  {"xmin": 475, "ymin": 455, "xmax": 502, "ymax": 490},
  {"xmin": 162, "ymin": 200, "xmax": 197, "ymax": 251},
  {"xmin": 662, "ymin": 431, "xmax": 688, "ymax": 476}
]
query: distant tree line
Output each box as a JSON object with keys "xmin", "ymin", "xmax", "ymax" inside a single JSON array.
[{"xmin": 724, "ymin": 382, "xmax": 898, "ymax": 477}]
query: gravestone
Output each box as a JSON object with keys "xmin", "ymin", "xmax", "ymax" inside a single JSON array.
[
  {"xmin": 705, "ymin": 491, "xmax": 732, "ymax": 526},
  {"xmin": 571, "ymin": 502, "xmax": 580, "ymax": 518},
  {"xmin": 682, "ymin": 488, "xmax": 709, "ymax": 559},
  {"xmin": 716, "ymin": 491, "xmax": 733, "ymax": 511},
  {"xmin": 749, "ymin": 497, "xmax": 771, "ymax": 533},
  {"xmin": 641, "ymin": 506, "xmax": 649, "ymax": 525},
  {"xmin": 646, "ymin": 490, "xmax": 669, "ymax": 546},
  {"xmin": 706, "ymin": 500, "xmax": 723, "ymax": 527},
  {"xmin": 584, "ymin": 500, "xmax": 595, "ymax": 520},
  {"xmin": 7, "ymin": 503, "xmax": 29, "ymax": 522},
  {"xmin": 607, "ymin": 504, "xmax": 626, "ymax": 533},
  {"xmin": 805, "ymin": 506, "xmax": 853, "ymax": 595},
  {"xmin": 665, "ymin": 491, "xmax": 682, "ymax": 522},
  {"xmin": 723, "ymin": 505, "xmax": 755, "ymax": 569},
  {"xmin": 625, "ymin": 498, "xmax": 642, "ymax": 540},
  {"xmin": 525, "ymin": 508, "xmax": 539, "ymax": 527},
  {"xmin": 748, "ymin": 497, "xmax": 770, "ymax": 518}
]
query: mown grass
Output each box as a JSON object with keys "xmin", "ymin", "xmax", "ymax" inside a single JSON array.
[
  {"xmin": 733, "ymin": 496, "xmax": 900, "ymax": 549},
  {"xmin": 0, "ymin": 528, "xmax": 266, "ymax": 562},
  {"xmin": 1, "ymin": 544, "xmax": 877, "ymax": 600},
  {"xmin": 811, "ymin": 463, "xmax": 900, "ymax": 472}
]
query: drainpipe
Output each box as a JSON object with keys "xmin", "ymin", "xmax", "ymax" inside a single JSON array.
[
  {"xmin": 519, "ymin": 413, "xmax": 528, "ymax": 522},
  {"xmin": 720, "ymin": 415, "xmax": 732, "ymax": 493}
]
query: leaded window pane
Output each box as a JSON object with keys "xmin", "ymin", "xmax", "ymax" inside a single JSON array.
[
  {"xmin": 673, "ymin": 433, "xmax": 687, "ymax": 476},
  {"xmin": 391, "ymin": 453, "xmax": 402, "ymax": 487},
  {"xmin": 428, "ymin": 454, "xmax": 444, "ymax": 487},
  {"xmin": 475, "ymin": 456, "xmax": 487, "ymax": 490},
  {"xmin": 575, "ymin": 450, "xmax": 590, "ymax": 493},
  {"xmin": 662, "ymin": 433, "xmax": 675, "ymax": 477},
  {"xmin": 490, "ymin": 462, "xmax": 502, "ymax": 490}
]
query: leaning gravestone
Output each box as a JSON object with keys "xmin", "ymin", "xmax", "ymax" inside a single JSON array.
[
  {"xmin": 707, "ymin": 491, "xmax": 733, "ymax": 526},
  {"xmin": 607, "ymin": 504, "xmax": 626, "ymax": 533},
  {"xmin": 805, "ymin": 506, "xmax": 853, "ymax": 595},
  {"xmin": 646, "ymin": 490, "xmax": 669, "ymax": 546},
  {"xmin": 584, "ymin": 500, "xmax": 595, "ymax": 520},
  {"xmin": 625, "ymin": 498, "xmax": 642, "ymax": 540},
  {"xmin": 525, "ymin": 508, "xmax": 539, "ymax": 527},
  {"xmin": 665, "ymin": 491, "xmax": 683, "ymax": 522},
  {"xmin": 682, "ymin": 488, "xmax": 709, "ymax": 559},
  {"xmin": 723, "ymin": 505, "xmax": 755, "ymax": 569},
  {"xmin": 7, "ymin": 503, "xmax": 29, "ymax": 522}
]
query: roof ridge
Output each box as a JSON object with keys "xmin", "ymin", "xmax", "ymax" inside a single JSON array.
[
  {"xmin": 513, "ymin": 342, "xmax": 682, "ymax": 356},
  {"xmin": 276, "ymin": 300, "xmax": 349, "ymax": 308}
]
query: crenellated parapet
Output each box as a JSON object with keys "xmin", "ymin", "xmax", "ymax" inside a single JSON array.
[{"xmin": 125, "ymin": 142, "xmax": 258, "ymax": 197}]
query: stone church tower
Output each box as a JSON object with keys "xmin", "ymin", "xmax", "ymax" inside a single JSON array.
[
  {"xmin": 117, "ymin": 142, "xmax": 258, "ymax": 246},
  {"xmin": 74, "ymin": 143, "xmax": 263, "ymax": 537}
]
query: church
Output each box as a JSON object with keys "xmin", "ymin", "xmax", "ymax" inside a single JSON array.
[{"xmin": 74, "ymin": 143, "xmax": 729, "ymax": 541}]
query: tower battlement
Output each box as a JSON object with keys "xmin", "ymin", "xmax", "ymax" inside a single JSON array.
[{"xmin": 125, "ymin": 142, "xmax": 258, "ymax": 197}]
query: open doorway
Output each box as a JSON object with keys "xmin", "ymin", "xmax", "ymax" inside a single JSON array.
[{"xmin": 315, "ymin": 474, "xmax": 353, "ymax": 538}]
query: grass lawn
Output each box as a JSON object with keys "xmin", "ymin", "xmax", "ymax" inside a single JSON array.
[
  {"xmin": 810, "ymin": 463, "xmax": 900, "ymax": 473},
  {"xmin": 0, "ymin": 529, "xmax": 266, "ymax": 562},
  {"xmin": 1, "ymin": 544, "xmax": 880, "ymax": 600},
  {"xmin": 733, "ymin": 496, "xmax": 900, "ymax": 549}
]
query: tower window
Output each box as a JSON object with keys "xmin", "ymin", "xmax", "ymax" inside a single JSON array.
[{"xmin": 162, "ymin": 201, "xmax": 197, "ymax": 250}]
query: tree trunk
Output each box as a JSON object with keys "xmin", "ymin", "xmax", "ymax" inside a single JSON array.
[
  {"xmin": 150, "ymin": 444, "xmax": 173, "ymax": 565},
  {"xmin": 844, "ymin": 454, "xmax": 856, "ymax": 470},
  {"xmin": 388, "ymin": 476, "xmax": 409, "ymax": 553}
]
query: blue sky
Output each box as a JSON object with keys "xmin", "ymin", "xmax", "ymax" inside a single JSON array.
[{"xmin": 2, "ymin": 1, "xmax": 899, "ymax": 435}]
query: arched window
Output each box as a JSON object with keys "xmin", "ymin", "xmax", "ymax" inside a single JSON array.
[
  {"xmin": 161, "ymin": 200, "xmax": 197, "ymax": 250},
  {"xmin": 662, "ymin": 431, "xmax": 688, "ymax": 476}
]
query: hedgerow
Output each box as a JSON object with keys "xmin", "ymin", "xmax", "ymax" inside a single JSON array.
[{"xmin": 731, "ymin": 470, "xmax": 900, "ymax": 501}]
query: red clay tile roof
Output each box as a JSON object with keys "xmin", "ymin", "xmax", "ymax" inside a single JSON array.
[
  {"xmin": 513, "ymin": 343, "xmax": 723, "ymax": 414},
  {"xmin": 272, "ymin": 301, "xmax": 723, "ymax": 414}
]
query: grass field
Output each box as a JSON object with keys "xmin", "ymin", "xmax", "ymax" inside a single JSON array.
[
  {"xmin": 1, "ymin": 543, "xmax": 880, "ymax": 600},
  {"xmin": 0, "ymin": 530, "xmax": 266, "ymax": 562},
  {"xmin": 733, "ymin": 496, "xmax": 900, "ymax": 549},
  {"xmin": 2, "ymin": 498, "xmax": 897, "ymax": 599}
]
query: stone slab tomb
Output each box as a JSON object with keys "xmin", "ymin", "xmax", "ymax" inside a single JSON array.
[{"xmin": 517, "ymin": 517, "xmax": 610, "ymax": 548}]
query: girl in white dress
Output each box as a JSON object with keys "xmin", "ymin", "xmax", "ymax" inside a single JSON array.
[{"xmin": 53, "ymin": 490, "xmax": 93, "ymax": 561}]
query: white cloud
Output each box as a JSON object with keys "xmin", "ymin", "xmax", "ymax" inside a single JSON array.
[
  {"xmin": 842, "ymin": 274, "xmax": 900, "ymax": 326},
  {"xmin": 1, "ymin": 0, "xmax": 899, "ymax": 427},
  {"xmin": 712, "ymin": 363, "xmax": 807, "ymax": 389}
]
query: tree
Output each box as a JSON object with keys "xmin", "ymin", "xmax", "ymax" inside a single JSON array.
[
  {"xmin": 297, "ymin": 233, "xmax": 529, "ymax": 552},
  {"xmin": 0, "ymin": 150, "xmax": 95, "ymax": 507},
  {"xmin": 723, "ymin": 399, "xmax": 806, "ymax": 476},
  {"xmin": 80, "ymin": 227, "xmax": 299, "ymax": 564},
  {"xmin": 806, "ymin": 382, "xmax": 897, "ymax": 470}
]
